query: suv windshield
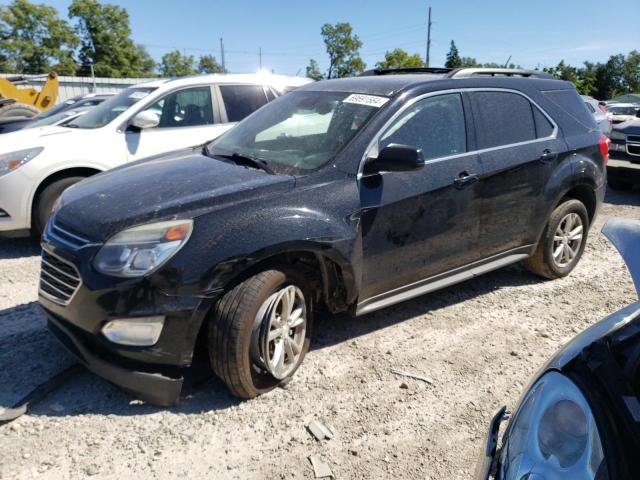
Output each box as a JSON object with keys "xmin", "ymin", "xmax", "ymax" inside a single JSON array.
[
  {"xmin": 208, "ymin": 91, "xmax": 381, "ymax": 175},
  {"xmin": 65, "ymin": 87, "xmax": 156, "ymax": 129}
]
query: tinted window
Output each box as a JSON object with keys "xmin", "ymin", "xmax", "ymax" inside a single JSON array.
[
  {"xmin": 471, "ymin": 91, "xmax": 538, "ymax": 149},
  {"xmin": 533, "ymin": 107, "xmax": 554, "ymax": 138},
  {"xmin": 145, "ymin": 86, "xmax": 214, "ymax": 128},
  {"xmin": 379, "ymin": 93, "xmax": 467, "ymax": 160},
  {"xmin": 584, "ymin": 102, "xmax": 596, "ymax": 113},
  {"xmin": 220, "ymin": 85, "xmax": 269, "ymax": 122},
  {"xmin": 543, "ymin": 90, "xmax": 596, "ymax": 131}
]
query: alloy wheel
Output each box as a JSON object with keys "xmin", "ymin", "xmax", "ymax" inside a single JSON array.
[
  {"xmin": 552, "ymin": 213, "xmax": 584, "ymax": 268},
  {"xmin": 254, "ymin": 285, "xmax": 307, "ymax": 380}
]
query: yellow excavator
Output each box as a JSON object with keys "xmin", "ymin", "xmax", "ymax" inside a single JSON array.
[{"xmin": 0, "ymin": 72, "xmax": 59, "ymax": 118}]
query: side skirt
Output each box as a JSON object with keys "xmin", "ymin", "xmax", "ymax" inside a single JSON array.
[{"xmin": 355, "ymin": 246, "xmax": 533, "ymax": 316}]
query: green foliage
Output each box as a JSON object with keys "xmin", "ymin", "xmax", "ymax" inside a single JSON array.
[
  {"xmin": 376, "ymin": 49, "xmax": 424, "ymax": 69},
  {"xmin": 444, "ymin": 41, "xmax": 461, "ymax": 68},
  {"xmin": 160, "ymin": 50, "xmax": 197, "ymax": 77},
  {"xmin": 305, "ymin": 59, "xmax": 323, "ymax": 81},
  {"xmin": 0, "ymin": 0, "xmax": 79, "ymax": 75},
  {"xmin": 68, "ymin": 0, "xmax": 155, "ymax": 77},
  {"xmin": 320, "ymin": 22, "xmax": 365, "ymax": 78},
  {"xmin": 198, "ymin": 54, "xmax": 225, "ymax": 74},
  {"xmin": 544, "ymin": 51, "xmax": 640, "ymax": 99}
]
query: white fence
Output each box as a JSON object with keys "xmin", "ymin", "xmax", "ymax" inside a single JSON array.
[{"xmin": 0, "ymin": 73, "xmax": 160, "ymax": 103}]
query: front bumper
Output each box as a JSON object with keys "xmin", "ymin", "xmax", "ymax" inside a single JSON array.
[
  {"xmin": 45, "ymin": 310, "xmax": 183, "ymax": 406},
  {"xmin": 38, "ymin": 223, "xmax": 217, "ymax": 406},
  {"xmin": 608, "ymin": 151, "xmax": 640, "ymax": 184},
  {"xmin": 0, "ymin": 168, "xmax": 32, "ymax": 234}
]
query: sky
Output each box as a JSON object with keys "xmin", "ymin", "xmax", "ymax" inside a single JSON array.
[{"xmin": 42, "ymin": 0, "xmax": 640, "ymax": 76}]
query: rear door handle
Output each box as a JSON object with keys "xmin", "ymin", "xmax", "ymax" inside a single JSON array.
[
  {"xmin": 454, "ymin": 171, "xmax": 479, "ymax": 189},
  {"xmin": 539, "ymin": 149, "xmax": 558, "ymax": 164}
]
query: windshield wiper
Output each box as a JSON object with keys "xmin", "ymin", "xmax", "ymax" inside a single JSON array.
[{"xmin": 211, "ymin": 152, "xmax": 275, "ymax": 175}]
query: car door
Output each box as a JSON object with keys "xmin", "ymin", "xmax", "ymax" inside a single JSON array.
[
  {"xmin": 125, "ymin": 85, "xmax": 228, "ymax": 162},
  {"xmin": 467, "ymin": 90, "xmax": 562, "ymax": 258},
  {"xmin": 358, "ymin": 92, "xmax": 484, "ymax": 300}
]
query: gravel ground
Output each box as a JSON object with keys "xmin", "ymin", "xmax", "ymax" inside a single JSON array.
[{"xmin": 1, "ymin": 189, "xmax": 639, "ymax": 480}]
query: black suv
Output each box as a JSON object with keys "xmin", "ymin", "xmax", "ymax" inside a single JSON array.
[{"xmin": 38, "ymin": 68, "xmax": 608, "ymax": 406}]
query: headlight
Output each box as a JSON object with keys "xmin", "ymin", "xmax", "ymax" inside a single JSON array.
[
  {"xmin": 498, "ymin": 371, "xmax": 606, "ymax": 479},
  {"xmin": 0, "ymin": 147, "xmax": 44, "ymax": 178},
  {"xmin": 93, "ymin": 220, "xmax": 193, "ymax": 277},
  {"xmin": 609, "ymin": 130, "xmax": 624, "ymax": 140}
]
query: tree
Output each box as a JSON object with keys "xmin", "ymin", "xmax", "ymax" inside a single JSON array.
[
  {"xmin": 445, "ymin": 41, "xmax": 461, "ymax": 68},
  {"xmin": 198, "ymin": 54, "xmax": 225, "ymax": 74},
  {"xmin": 160, "ymin": 50, "xmax": 197, "ymax": 77},
  {"xmin": 376, "ymin": 48, "xmax": 423, "ymax": 69},
  {"xmin": 320, "ymin": 22, "xmax": 365, "ymax": 78},
  {"xmin": 305, "ymin": 59, "xmax": 323, "ymax": 80},
  {"xmin": 0, "ymin": 0, "xmax": 79, "ymax": 75},
  {"xmin": 68, "ymin": 0, "xmax": 155, "ymax": 77},
  {"xmin": 459, "ymin": 56, "xmax": 481, "ymax": 68}
]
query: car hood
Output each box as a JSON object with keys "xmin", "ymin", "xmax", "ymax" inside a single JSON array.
[
  {"xmin": 55, "ymin": 149, "xmax": 295, "ymax": 241},
  {"xmin": 614, "ymin": 119, "xmax": 640, "ymax": 134},
  {"xmin": 0, "ymin": 124, "xmax": 79, "ymax": 147}
]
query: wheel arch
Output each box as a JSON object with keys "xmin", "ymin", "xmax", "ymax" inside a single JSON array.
[{"xmin": 30, "ymin": 167, "xmax": 103, "ymax": 223}]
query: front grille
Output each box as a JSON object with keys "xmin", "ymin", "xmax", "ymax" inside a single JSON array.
[
  {"xmin": 48, "ymin": 218, "xmax": 92, "ymax": 249},
  {"xmin": 39, "ymin": 250, "xmax": 81, "ymax": 305},
  {"xmin": 628, "ymin": 144, "xmax": 640, "ymax": 157},
  {"xmin": 627, "ymin": 135, "xmax": 640, "ymax": 143}
]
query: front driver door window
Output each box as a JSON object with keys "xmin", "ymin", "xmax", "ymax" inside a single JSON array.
[
  {"xmin": 358, "ymin": 93, "xmax": 484, "ymax": 304},
  {"xmin": 126, "ymin": 86, "xmax": 226, "ymax": 162}
]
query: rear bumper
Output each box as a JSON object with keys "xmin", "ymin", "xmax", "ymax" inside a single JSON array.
[{"xmin": 45, "ymin": 309, "xmax": 183, "ymax": 407}]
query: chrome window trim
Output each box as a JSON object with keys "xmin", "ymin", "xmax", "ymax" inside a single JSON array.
[{"xmin": 356, "ymin": 87, "xmax": 559, "ymax": 179}]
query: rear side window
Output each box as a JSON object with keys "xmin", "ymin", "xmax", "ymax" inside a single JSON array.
[
  {"xmin": 379, "ymin": 93, "xmax": 467, "ymax": 161},
  {"xmin": 584, "ymin": 102, "xmax": 596, "ymax": 113},
  {"xmin": 220, "ymin": 85, "xmax": 269, "ymax": 122},
  {"xmin": 543, "ymin": 89, "xmax": 596, "ymax": 131},
  {"xmin": 470, "ymin": 91, "xmax": 539, "ymax": 149}
]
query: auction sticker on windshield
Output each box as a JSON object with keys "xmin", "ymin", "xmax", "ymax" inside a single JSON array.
[{"xmin": 343, "ymin": 94, "xmax": 389, "ymax": 108}]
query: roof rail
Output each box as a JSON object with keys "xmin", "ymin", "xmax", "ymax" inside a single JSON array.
[
  {"xmin": 447, "ymin": 68, "xmax": 553, "ymax": 79},
  {"xmin": 359, "ymin": 67, "xmax": 454, "ymax": 76}
]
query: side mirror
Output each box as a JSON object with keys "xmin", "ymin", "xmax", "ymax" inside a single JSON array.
[
  {"xmin": 130, "ymin": 111, "xmax": 160, "ymax": 130},
  {"xmin": 364, "ymin": 144, "xmax": 425, "ymax": 174}
]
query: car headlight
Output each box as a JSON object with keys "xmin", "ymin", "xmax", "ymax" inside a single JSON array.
[
  {"xmin": 93, "ymin": 220, "xmax": 193, "ymax": 277},
  {"xmin": 498, "ymin": 371, "xmax": 606, "ymax": 479},
  {"xmin": 0, "ymin": 147, "xmax": 44, "ymax": 178},
  {"xmin": 609, "ymin": 130, "xmax": 624, "ymax": 140}
]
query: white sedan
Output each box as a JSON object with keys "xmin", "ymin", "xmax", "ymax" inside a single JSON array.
[{"xmin": 0, "ymin": 73, "xmax": 312, "ymax": 236}]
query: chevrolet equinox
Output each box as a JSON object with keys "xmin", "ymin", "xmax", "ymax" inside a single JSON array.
[{"xmin": 38, "ymin": 68, "xmax": 608, "ymax": 406}]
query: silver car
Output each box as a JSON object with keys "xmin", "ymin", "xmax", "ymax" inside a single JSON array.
[{"xmin": 582, "ymin": 95, "xmax": 611, "ymax": 136}]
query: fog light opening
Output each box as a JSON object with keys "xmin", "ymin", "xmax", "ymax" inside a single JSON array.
[{"xmin": 102, "ymin": 316, "xmax": 165, "ymax": 346}]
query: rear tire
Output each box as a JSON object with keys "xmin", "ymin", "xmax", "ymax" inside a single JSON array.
[
  {"xmin": 525, "ymin": 199, "xmax": 589, "ymax": 279},
  {"xmin": 33, "ymin": 177, "xmax": 86, "ymax": 236},
  {"xmin": 0, "ymin": 103, "xmax": 40, "ymax": 119},
  {"xmin": 208, "ymin": 268, "xmax": 312, "ymax": 399},
  {"xmin": 608, "ymin": 178, "xmax": 633, "ymax": 191}
]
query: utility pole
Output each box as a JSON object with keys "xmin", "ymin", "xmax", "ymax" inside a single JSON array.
[
  {"xmin": 426, "ymin": 6, "xmax": 432, "ymax": 67},
  {"xmin": 220, "ymin": 37, "xmax": 226, "ymax": 72},
  {"xmin": 259, "ymin": 47, "xmax": 262, "ymax": 70}
]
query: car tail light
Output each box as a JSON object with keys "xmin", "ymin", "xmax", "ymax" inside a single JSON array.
[{"xmin": 599, "ymin": 134, "xmax": 610, "ymax": 165}]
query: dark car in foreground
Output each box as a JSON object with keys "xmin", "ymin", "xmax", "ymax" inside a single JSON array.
[
  {"xmin": 476, "ymin": 218, "xmax": 640, "ymax": 480},
  {"xmin": 38, "ymin": 67, "xmax": 607, "ymax": 406},
  {"xmin": 608, "ymin": 119, "xmax": 640, "ymax": 190}
]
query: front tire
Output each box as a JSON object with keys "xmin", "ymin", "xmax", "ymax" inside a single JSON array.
[
  {"xmin": 208, "ymin": 269, "xmax": 312, "ymax": 399},
  {"xmin": 33, "ymin": 176, "xmax": 86, "ymax": 236},
  {"xmin": 525, "ymin": 199, "xmax": 589, "ymax": 279}
]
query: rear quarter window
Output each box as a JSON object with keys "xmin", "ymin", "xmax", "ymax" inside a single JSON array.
[
  {"xmin": 469, "ymin": 91, "xmax": 539, "ymax": 149},
  {"xmin": 542, "ymin": 89, "xmax": 597, "ymax": 131}
]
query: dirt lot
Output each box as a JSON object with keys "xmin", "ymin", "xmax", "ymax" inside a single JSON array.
[{"xmin": 1, "ymin": 189, "xmax": 639, "ymax": 480}]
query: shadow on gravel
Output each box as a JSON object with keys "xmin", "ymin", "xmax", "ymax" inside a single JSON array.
[
  {"xmin": 312, "ymin": 264, "xmax": 542, "ymax": 351},
  {"xmin": 605, "ymin": 187, "xmax": 640, "ymax": 207},
  {"xmin": 0, "ymin": 237, "xmax": 40, "ymax": 260},
  {"xmin": 0, "ymin": 264, "xmax": 541, "ymax": 420}
]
